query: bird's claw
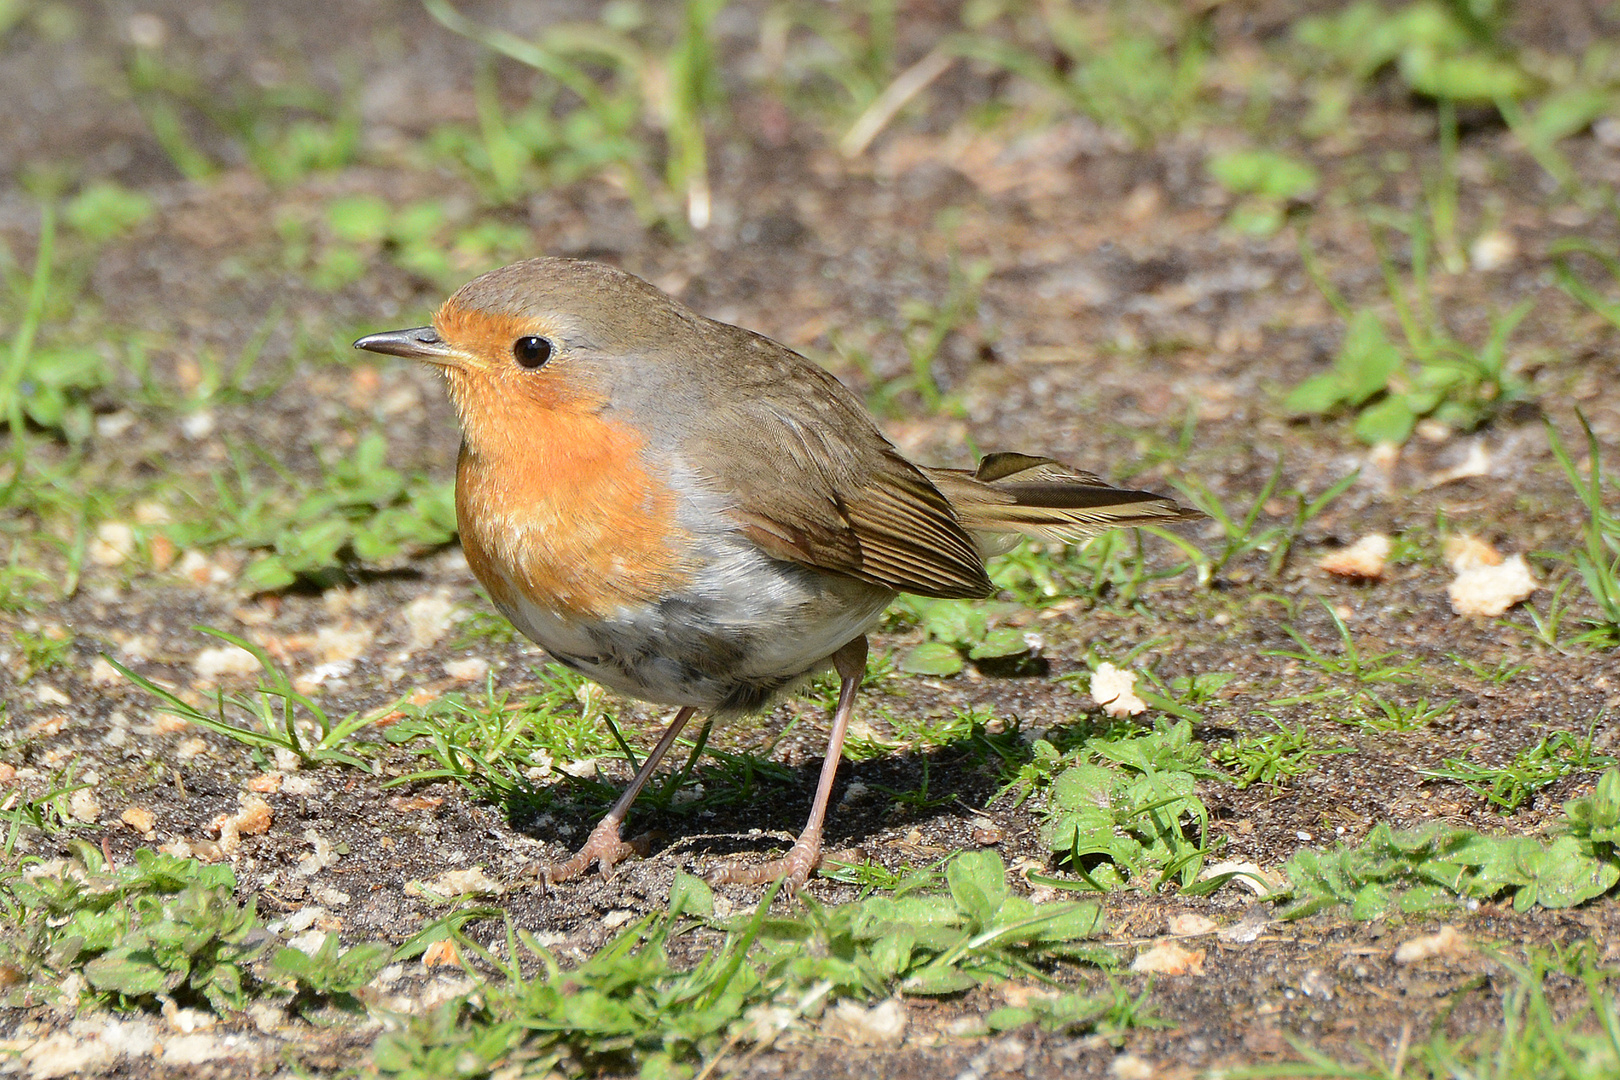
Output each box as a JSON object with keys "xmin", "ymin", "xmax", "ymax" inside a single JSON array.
[
  {"xmin": 537, "ymin": 818, "xmax": 651, "ymax": 887},
  {"xmin": 704, "ymin": 833, "xmax": 822, "ymax": 890}
]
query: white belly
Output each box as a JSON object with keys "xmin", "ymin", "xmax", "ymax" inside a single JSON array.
[{"xmin": 489, "ymin": 537, "xmax": 893, "ymax": 712}]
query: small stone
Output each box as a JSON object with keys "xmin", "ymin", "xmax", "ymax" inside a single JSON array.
[
  {"xmin": 1217, "ymin": 905, "xmax": 1273, "ymax": 944},
  {"xmin": 944, "ymin": 1014, "xmax": 990, "ymax": 1038},
  {"xmin": 177, "ymin": 549, "xmax": 214, "ymax": 584},
  {"xmin": 296, "ymin": 829, "xmax": 338, "ymax": 876},
  {"xmin": 1449, "ymin": 555, "xmax": 1536, "ymax": 617},
  {"xmin": 443, "ymin": 657, "xmax": 489, "ymax": 683},
  {"xmin": 1444, "ymin": 535, "xmax": 1502, "ymax": 573},
  {"xmin": 96, "ymin": 410, "xmax": 137, "ymax": 438},
  {"xmin": 418, "ymin": 866, "xmax": 504, "ymax": 897},
  {"xmin": 1429, "ymin": 441, "xmax": 1491, "ymax": 486},
  {"xmin": 1205, "ymin": 861, "xmax": 1276, "ymax": 893},
  {"xmin": 309, "ymin": 884, "xmax": 351, "ymax": 907},
  {"xmin": 148, "ymin": 534, "xmax": 178, "ymax": 572},
  {"xmin": 281, "ymin": 773, "xmax": 319, "ymax": 796},
  {"xmin": 121, "ymin": 806, "xmax": 156, "ymax": 833},
  {"xmin": 160, "ymin": 997, "xmax": 217, "ymax": 1034},
  {"xmin": 248, "ymin": 1002, "xmax": 288, "ymax": 1034},
  {"xmin": 34, "ymin": 684, "xmax": 70, "ymax": 706},
  {"xmin": 279, "ymin": 906, "xmax": 325, "ymax": 934},
  {"xmin": 1299, "ymin": 968, "xmax": 1334, "ymax": 1000},
  {"xmin": 1000, "ymin": 983, "xmax": 1059, "ymax": 1008},
  {"xmin": 69, "ymin": 788, "xmax": 102, "ymax": 824},
  {"xmin": 193, "ymin": 643, "xmax": 262, "ymax": 680},
  {"xmin": 153, "ymin": 714, "xmax": 190, "ymax": 735},
  {"xmin": 29, "ymin": 715, "xmax": 67, "ymax": 737},
  {"xmin": 1318, "ymin": 533, "xmax": 1391, "ymax": 581},
  {"xmin": 179, "ymin": 410, "xmax": 215, "ymax": 440},
  {"xmin": 315, "ymin": 622, "xmax": 373, "ymax": 664},
  {"xmin": 558, "ymin": 758, "xmax": 597, "ymax": 779},
  {"xmin": 134, "ymin": 500, "xmax": 172, "ymax": 525},
  {"xmin": 89, "ymin": 522, "xmax": 137, "ymax": 567},
  {"xmin": 421, "ymin": 939, "xmax": 461, "ymax": 968},
  {"xmin": 244, "ymin": 772, "xmax": 282, "ymax": 793},
  {"xmin": 822, "ymin": 999, "xmax": 906, "ymax": 1048},
  {"xmin": 1469, "ymin": 229, "xmax": 1517, "ymax": 271},
  {"xmin": 127, "ymin": 12, "xmax": 166, "ymax": 48},
  {"xmin": 741, "ymin": 1004, "xmax": 797, "ymax": 1044},
  {"xmin": 971, "ymin": 820, "xmax": 1004, "ymax": 845},
  {"xmin": 1090, "ymin": 662, "xmax": 1146, "ymax": 717},
  {"xmin": 981, "ymin": 1036, "xmax": 1027, "ymax": 1072},
  {"xmin": 209, "ymin": 794, "xmax": 273, "ymax": 854},
  {"xmin": 1110, "ymin": 1054, "xmax": 1156, "ymax": 1080},
  {"xmin": 1168, "ymin": 913, "xmax": 1217, "ymax": 936},
  {"xmin": 19, "ymin": 1030, "xmax": 115, "ymax": 1078},
  {"xmin": 1394, "ymin": 924, "xmax": 1471, "ymax": 964},
  {"xmin": 1130, "ymin": 940, "xmax": 1206, "ymax": 976},
  {"xmin": 402, "ymin": 590, "xmax": 459, "ymax": 650},
  {"xmin": 1415, "ymin": 418, "xmax": 1451, "ymax": 442},
  {"xmin": 601, "ymin": 909, "xmax": 636, "ymax": 929}
]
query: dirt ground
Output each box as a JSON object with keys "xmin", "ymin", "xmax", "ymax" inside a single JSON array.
[{"xmin": 1, "ymin": 0, "xmax": 1618, "ymax": 1077}]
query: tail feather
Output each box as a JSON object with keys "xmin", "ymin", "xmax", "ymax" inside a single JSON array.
[{"xmin": 925, "ymin": 452, "xmax": 1202, "ymax": 555}]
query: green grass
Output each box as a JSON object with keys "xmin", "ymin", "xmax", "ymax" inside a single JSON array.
[
  {"xmin": 1423, "ymin": 726, "xmax": 1618, "ymax": 813},
  {"xmin": 384, "ymin": 665, "xmax": 620, "ymax": 802},
  {"xmin": 10, "ymin": 625, "xmax": 71, "ymax": 680},
  {"xmin": 887, "ymin": 595, "xmax": 1034, "ymax": 677},
  {"xmin": 1281, "ymin": 767, "xmax": 1620, "ymax": 918},
  {"xmin": 1265, "ymin": 599, "xmax": 1419, "ymax": 685},
  {"xmin": 374, "ymin": 851, "xmax": 1123, "ymax": 1077},
  {"xmin": 954, "ymin": 2, "xmax": 1211, "ymax": 147},
  {"xmin": 1540, "ymin": 413, "xmax": 1620, "ymax": 648},
  {"xmin": 1207, "ymin": 149, "xmax": 1319, "ymax": 237},
  {"xmin": 1287, "ymin": 211, "xmax": 1532, "ymax": 445},
  {"xmin": 125, "ymin": 35, "xmax": 360, "ymax": 185},
  {"xmin": 0, "ymin": 199, "xmax": 148, "ymax": 604},
  {"xmin": 163, "ymin": 432, "xmax": 457, "ymax": 591},
  {"xmin": 0, "ymin": 842, "xmax": 393, "ymax": 1016},
  {"xmin": 0, "ymin": 763, "xmax": 94, "ymax": 857},
  {"xmin": 286, "ymin": 194, "xmax": 534, "ymax": 295},
  {"xmin": 1211, "ymin": 718, "xmax": 1353, "ymax": 789},
  {"xmin": 423, "ymin": 0, "xmax": 726, "ymax": 230},
  {"xmin": 108, "ymin": 628, "xmax": 383, "ymax": 772},
  {"xmin": 1001, "ymin": 718, "xmax": 1220, "ymax": 894},
  {"xmin": 1157, "ymin": 462, "xmax": 1358, "ymax": 585},
  {"xmin": 1228, "ymin": 943, "xmax": 1620, "ymax": 1080}
]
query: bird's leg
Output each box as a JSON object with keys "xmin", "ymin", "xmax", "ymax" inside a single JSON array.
[
  {"xmin": 708, "ymin": 635, "xmax": 867, "ymax": 889},
  {"xmin": 541, "ymin": 705, "xmax": 700, "ymax": 885}
]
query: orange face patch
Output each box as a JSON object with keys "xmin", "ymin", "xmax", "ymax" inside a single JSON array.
[
  {"xmin": 433, "ymin": 303, "xmax": 552, "ymax": 369},
  {"xmin": 455, "ymin": 415, "xmax": 692, "ymax": 619},
  {"xmin": 437, "ymin": 320, "xmax": 691, "ymax": 618}
]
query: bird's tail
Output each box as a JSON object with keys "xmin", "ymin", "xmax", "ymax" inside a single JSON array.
[{"xmin": 924, "ymin": 452, "xmax": 1203, "ymax": 556}]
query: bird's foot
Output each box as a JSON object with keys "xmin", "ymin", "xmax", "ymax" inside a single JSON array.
[
  {"xmin": 705, "ymin": 831, "xmax": 822, "ymax": 890},
  {"xmin": 538, "ymin": 817, "xmax": 650, "ymax": 886}
]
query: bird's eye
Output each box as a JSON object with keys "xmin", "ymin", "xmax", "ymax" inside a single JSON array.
[{"xmin": 513, "ymin": 336, "xmax": 553, "ymax": 369}]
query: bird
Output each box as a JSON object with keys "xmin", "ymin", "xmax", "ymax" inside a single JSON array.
[{"xmin": 355, "ymin": 257, "xmax": 1200, "ymax": 889}]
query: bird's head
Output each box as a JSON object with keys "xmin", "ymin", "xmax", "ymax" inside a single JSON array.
[{"xmin": 353, "ymin": 257, "xmax": 699, "ymax": 453}]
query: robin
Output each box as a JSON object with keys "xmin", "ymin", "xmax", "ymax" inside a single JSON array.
[{"xmin": 356, "ymin": 257, "xmax": 1199, "ymax": 888}]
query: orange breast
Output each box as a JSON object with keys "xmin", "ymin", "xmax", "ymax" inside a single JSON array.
[{"xmin": 453, "ymin": 397, "xmax": 692, "ymax": 620}]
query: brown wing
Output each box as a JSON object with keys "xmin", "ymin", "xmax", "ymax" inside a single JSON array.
[
  {"xmin": 924, "ymin": 452, "xmax": 1202, "ymax": 544},
  {"xmin": 687, "ymin": 331, "xmax": 992, "ymax": 599}
]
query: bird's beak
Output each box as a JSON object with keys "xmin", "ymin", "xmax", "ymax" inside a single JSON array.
[{"xmin": 352, "ymin": 326, "xmax": 463, "ymax": 367}]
